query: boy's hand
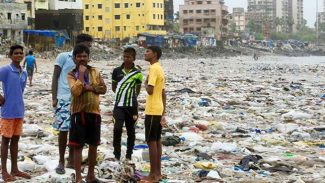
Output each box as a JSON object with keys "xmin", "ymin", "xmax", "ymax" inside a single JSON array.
[
  {"xmin": 84, "ymin": 85, "xmax": 94, "ymax": 92},
  {"xmin": 79, "ymin": 65, "xmax": 87, "ymax": 73},
  {"xmin": 0, "ymin": 95, "xmax": 5, "ymax": 106},
  {"xmin": 52, "ymin": 99, "xmax": 58, "ymax": 108},
  {"xmin": 160, "ymin": 116, "xmax": 168, "ymax": 128}
]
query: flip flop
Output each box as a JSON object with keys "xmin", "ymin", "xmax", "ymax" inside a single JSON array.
[
  {"xmin": 55, "ymin": 165, "xmax": 66, "ymax": 174},
  {"xmin": 11, "ymin": 171, "xmax": 31, "ymax": 179},
  {"xmin": 3, "ymin": 176, "xmax": 16, "ymax": 182}
]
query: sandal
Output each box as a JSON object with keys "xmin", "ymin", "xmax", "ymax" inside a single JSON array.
[
  {"xmin": 55, "ymin": 165, "xmax": 66, "ymax": 174},
  {"xmin": 11, "ymin": 171, "xmax": 31, "ymax": 179}
]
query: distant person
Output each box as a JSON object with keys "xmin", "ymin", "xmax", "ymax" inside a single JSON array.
[
  {"xmin": 23, "ymin": 50, "xmax": 37, "ymax": 86},
  {"xmin": 0, "ymin": 45, "xmax": 31, "ymax": 182},
  {"xmin": 142, "ymin": 46, "xmax": 167, "ymax": 182},
  {"xmin": 253, "ymin": 53, "xmax": 259, "ymax": 61},
  {"xmin": 67, "ymin": 44, "xmax": 107, "ymax": 183},
  {"xmin": 51, "ymin": 34, "xmax": 93, "ymax": 175},
  {"xmin": 112, "ymin": 47, "xmax": 143, "ymax": 161}
]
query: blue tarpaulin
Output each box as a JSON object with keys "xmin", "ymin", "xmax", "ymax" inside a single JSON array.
[
  {"xmin": 138, "ymin": 33, "xmax": 164, "ymax": 47},
  {"xmin": 23, "ymin": 30, "xmax": 70, "ymax": 47}
]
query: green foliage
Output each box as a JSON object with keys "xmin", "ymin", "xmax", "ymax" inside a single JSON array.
[
  {"xmin": 255, "ymin": 33, "xmax": 264, "ymax": 40},
  {"xmin": 270, "ymin": 26, "xmax": 316, "ymax": 42}
]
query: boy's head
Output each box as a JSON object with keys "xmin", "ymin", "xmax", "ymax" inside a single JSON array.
[
  {"xmin": 76, "ymin": 34, "xmax": 93, "ymax": 48},
  {"xmin": 145, "ymin": 46, "xmax": 162, "ymax": 62},
  {"xmin": 123, "ymin": 47, "xmax": 136, "ymax": 65},
  {"xmin": 73, "ymin": 44, "xmax": 90, "ymax": 67},
  {"xmin": 9, "ymin": 45, "xmax": 24, "ymax": 63},
  {"xmin": 28, "ymin": 50, "xmax": 33, "ymax": 55}
]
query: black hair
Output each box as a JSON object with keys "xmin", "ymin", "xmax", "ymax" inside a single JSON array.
[
  {"xmin": 123, "ymin": 47, "xmax": 136, "ymax": 59},
  {"xmin": 147, "ymin": 46, "xmax": 162, "ymax": 60},
  {"xmin": 76, "ymin": 34, "xmax": 93, "ymax": 44},
  {"xmin": 73, "ymin": 44, "xmax": 90, "ymax": 57},
  {"xmin": 9, "ymin": 45, "xmax": 24, "ymax": 56},
  {"xmin": 28, "ymin": 50, "xmax": 33, "ymax": 55}
]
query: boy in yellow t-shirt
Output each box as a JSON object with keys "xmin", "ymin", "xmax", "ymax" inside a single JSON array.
[{"xmin": 142, "ymin": 46, "xmax": 167, "ymax": 182}]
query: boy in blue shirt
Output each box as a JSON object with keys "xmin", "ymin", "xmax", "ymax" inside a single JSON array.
[
  {"xmin": 23, "ymin": 50, "xmax": 37, "ymax": 87},
  {"xmin": 0, "ymin": 45, "xmax": 31, "ymax": 182}
]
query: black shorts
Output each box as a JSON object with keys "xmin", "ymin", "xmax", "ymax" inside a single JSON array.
[
  {"xmin": 145, "ymin": 115, "xmax": 162, "ymax": 142},
  {"xmin": 26, "ymin": 67, "xmax": 34, "ymax": 76},
  {"xmin": 69, "ymin": 112, "xmax": 101, "ymax": 147}
]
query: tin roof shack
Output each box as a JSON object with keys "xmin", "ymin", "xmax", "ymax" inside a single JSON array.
[
  {"xmin": 35, "ymin": 9, "xmax": 83, "ymax": 42},
  {"xmin": 23, "ymin": 30, "xmax": 70, "ymax": 51},
  {"xmin": 138, "ymin": 33, "xmax": 165, "ymax": 48},
  {"xmin": 0, "ymin": 2, "xmax": 28, "ymax": 44}
]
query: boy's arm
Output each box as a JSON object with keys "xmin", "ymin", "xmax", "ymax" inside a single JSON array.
[
  {"xmin": 93, "ymin": 73, "xmax": 107, "ymax": 94},
  {"xmin": 136, "ymin": 84, "xmax": 141, "ymax": 96},
  {"xmin": 67, "ymin": 72, "xmax": 84, "ymax": 97},
  {"xmin": 112, "ymin": 82, "xmax": 117, "ymax": 93},
  {"xmin": 162, "ymin": 89, "xmax": 166, "ymax": 115},
  {"xmin": 51, "ymin": 65, "xmax": 61, "ymax": 107},
  {"xmin": 34, "ymin": 60, "xmax": 37, "ymax": 72}
]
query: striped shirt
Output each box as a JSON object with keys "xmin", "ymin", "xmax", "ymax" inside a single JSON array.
[
  {"xmin": 67, "ymin": 66, "xmax": 107, "ymax": 115},
  {"xmin": 112, "ymin": 64, "xmax": 143, "ymax": 107}
]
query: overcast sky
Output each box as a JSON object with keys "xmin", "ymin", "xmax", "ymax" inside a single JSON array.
[{"xmin": 174, "ymin": 0, "xmax": 321, "ymax": 28}]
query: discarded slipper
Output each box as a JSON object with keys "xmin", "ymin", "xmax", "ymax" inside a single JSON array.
[{"xmin": 55, "ymin": 165, "xmax": 66, "ymax": 174}]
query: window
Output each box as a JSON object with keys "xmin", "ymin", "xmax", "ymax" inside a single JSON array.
[
  {"xmin": 161, "ymin": 15, "xmax": 163, "ymax": 19},
  {"xmin": 136, "ymin": 3, "xmax": 140, "ymax": 7},
  {"xmin": 98, "ymin": 4, "xmax": 102, "ymax": 9},
  {"xmin": 161, "ymin": 3, "xmax": 163, "ymax": 8},
  {"xmin": 115, "ymin": 26, "xmax": 120, "ymax": 31},
  {"xmin": 115, "ymin": 15, "xmax": 120, "ymax": 19},
  {"xmin": 183, "ymin": 10, "xmax": 187, "ymax": 14},
  {"xmin": 153, "ymin": 14, "xmax": 155, "ymax": 19},
  {"xmin": 98, "ymin": 27, "xmax": 103, "ymax": 31},
  {"xmin": 98, "ymin": 15, "xmax": 102, "ymax": 20},
  {"xmin": 197, "ymin": 27, "xmax": 201, "ymax": 31},
  {"xmin": 136, "ymin": 26, "xmax": 139, "ymax": 31},
  {"xmin": 153, "ymin": 3, "xmax": 155, "ymax": 8},
  {"xmin": 189, "ymin": 10, "xmax": 193, "ymax": 14},
  {"xmin": 124, "ymin": 26, "xmax": 126, "ymax": 31},
  {"xmin": 85, "ymin": 4, "xmax": 89, "ymax": 9},
  {"xmin": 197, "ymin": 1, "xmax": 202, "ymax": 4},
  {"xmin": 126, "ymin": 14, "xmax": 130, "ymax": 19},
  {"xmin": 85, "ymin": 27, "xmax": 89, "ymax": 32},
  {"xmin": 207, "ymin": 1, "xmax": 211, "ymax": 4},
  {"xmin": 7, "ymin": 13, "xmax": 11, "ymax": 20},
  {"xmin": 157, "ymin": 14, "xmax": 159, "ymax": 19},
  {"xmin": 85, "ymin": 16, "xmax": 89, "ymax": 20},
  {"xmin": 124, "ymin": 3, "xmax": 128, "ymax": 8},
  {"xmin": 196, "ymin": 10, "xmax": 201, "ymax": 14},
  {"xmin": 115, "ymin": 3, "xmax": 120, "ymax": 8},
  {"xmin": 21, "ymin": 13, "xmax": 25, "ymax": 21}
]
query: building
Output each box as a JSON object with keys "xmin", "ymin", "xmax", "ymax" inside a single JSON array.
[
  {"xmin": 232, "ymin": 7, "xmax": 246, "ymax": 32},
  {"xmin": 164, "ymin": 0, "xmax": 174, "ymax": 21},
  {"xmin": 35, "ymin": 0, "xmax": 49, "ymax": 10},
  {"xmin": 247, "ymin": 0, "xmax": 303, "ymax": 34},
  {"xmin": 0, "ymin": 2, "xmax": 28, "ymax": 42},
  {"xmin": 319, "ymin": 12, "xmax": 325, "ymax": 24},
  {"xmin": 49, "ymin": 0, "xmax": 82, "ymax": 10},
  {"xmin": 83, "ymin": 0, "xmax": 166, "ymax": 40},
  {"xmin": 179, "ymin": 0, "xmax": 228, "ymax": 39}
]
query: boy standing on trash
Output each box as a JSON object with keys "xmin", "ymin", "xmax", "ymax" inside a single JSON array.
[
  {"xmin": 112, "ymin": 47, "xmax": 143, "ymax": 161},
  {"xmin": 67, "ymin": 44, "xmax": 107, "ymax": 183},
  {"xmin": 0, "ymin": 45, "xmax": 31, "ymax": 182},
  {"xmin": 23, "ymin": 50, "xmax": 37, "ymax": 87},
  {"xmin": 51, "ymin": 34, "xmax": 93, "ymax": 174},
  {"xmin": 142, "ymin": 46, "xmax": 167, "ymax": 182}
]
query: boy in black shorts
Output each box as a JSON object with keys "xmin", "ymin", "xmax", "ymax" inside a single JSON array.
[{"xmin": 67, "ymin": 44, "xmax": 107, "ymax": 183}]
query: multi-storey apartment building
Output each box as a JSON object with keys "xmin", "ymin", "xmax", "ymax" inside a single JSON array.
[
  {"xmin": 83, "ymin": 0, "xmax": 166, "ymax": 39},
  {"xmin": 164, "ymin": 0, "xmax": 174, "ymax": 21},
  {"xmin": 232, "ymin": 7, "xmax": 246, "ymax": 32},
  {"xmin": 179, "ymin": 0, "xmax": 228, "ymax": 38},
  {"xmin": 0, "ymin": 1, "xmax": 28, "ymax": 42},
  {"xmin": 49, "ymin": 0, "xmax": 82, "ymax": 10}
]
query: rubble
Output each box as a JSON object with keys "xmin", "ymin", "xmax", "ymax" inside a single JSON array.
[{"xmin": 0, "ymin": 55, "xmax": 325, "ymax": 182}]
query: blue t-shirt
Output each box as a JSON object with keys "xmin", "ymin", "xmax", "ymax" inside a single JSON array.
[
  {"xmin": 55, "ymin": 51, "xmax": 75, "ymax": 101},
  {"xmin": 0, "ymin": 64, "xmax": 27, "ymax": 119},
  {"xmin": 25, "ymin": 55, "xmax": 36, "ymax": 68}
]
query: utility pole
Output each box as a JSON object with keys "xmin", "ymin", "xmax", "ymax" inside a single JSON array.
[{"xmin": 316, "ymin": 0, "xmax": 319, "ymax": 45}]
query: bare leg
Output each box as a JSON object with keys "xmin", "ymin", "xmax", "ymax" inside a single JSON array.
[
  {"xmin": 142, "ymin": 141, "xmax": 159, "ymax": 181},
  {"xmin": 86, "ymin": 145, "xmax": 97, "ymax": 181},
  {"xmin": 10, "ymin": 135, "xmax": 31, "ymax": 179},
  {"xmin": 1, "ymin": 136, "xmax": 15, "ymax": 181},
  {"xmin": 74, "ymin": 146, "xmax": 83, "ymax": 183},
  {"xmin": 157, "ymin": 140, "xmax": 162, "ymax": 178}
]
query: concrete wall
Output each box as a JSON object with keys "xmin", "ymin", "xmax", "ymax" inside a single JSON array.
[{"xmin": 49, "ymin": 0, "xmax": 82, "ymax": 10}]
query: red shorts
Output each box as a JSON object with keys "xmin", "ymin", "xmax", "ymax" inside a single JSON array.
[{"xmin": 0, "ymin": 118, "xmax": 23, "ymax": 138}]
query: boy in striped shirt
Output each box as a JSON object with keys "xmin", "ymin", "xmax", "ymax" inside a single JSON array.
[{"xmin": 112, "ymin": 47, "xmax": 143, "ymax": 160}]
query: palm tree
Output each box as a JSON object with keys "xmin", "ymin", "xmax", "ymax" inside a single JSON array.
[{"xmin": 274, "ymin": 17, "xmax": 281, "ymax": 32}]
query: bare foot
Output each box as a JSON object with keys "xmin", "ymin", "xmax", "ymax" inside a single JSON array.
[
  {"xmin": 11, "ymin": 170, "xmax": 31, "ymax": 179},
  {"xmin": 2, "ymin": 172, "xmax": 17, "ymax": 182},
  {"xmin": 141, "ymin": 175, "xmax": 159, "ymax": 183}
]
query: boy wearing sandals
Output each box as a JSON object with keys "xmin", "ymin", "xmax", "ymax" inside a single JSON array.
[
  {"xmin": 67, "ymin": 44, "xmax": 107, "ymax": 183},
  {"xmin": 0, "ymin": 45, "xmax": 31, "ymax": 182}
]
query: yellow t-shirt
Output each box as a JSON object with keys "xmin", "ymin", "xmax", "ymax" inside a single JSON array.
[{"xmin": 145, "ymin": 62, "xmax": 165, "ymax": 115}]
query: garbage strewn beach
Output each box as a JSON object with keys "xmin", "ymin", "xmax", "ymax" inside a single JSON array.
[{"xmin": 1, "ymin": 55, "xmax": 325, "ymax": 182}]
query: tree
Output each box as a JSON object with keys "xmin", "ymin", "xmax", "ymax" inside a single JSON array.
[
  {"xmin": 247, "ymin": 21, "xmax": 262, "ymax": 34},
  {"xmin": 274, "ymin": 17, "xmax": 281, "ymax": 32}
]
